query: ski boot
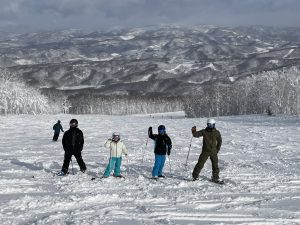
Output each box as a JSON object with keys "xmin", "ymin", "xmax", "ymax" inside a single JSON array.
[
  {"xmin": 57, "ymin": 171, "xmax": 66, "ymax": 176},
  {"xmin": 210, "ymin": 177, "xmax": 224, "ymax": 185}
]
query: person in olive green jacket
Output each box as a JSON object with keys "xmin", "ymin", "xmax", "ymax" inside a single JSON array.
[{"xmin": 191, "ymin": 118, "xmax": 222, "ymax": 182}]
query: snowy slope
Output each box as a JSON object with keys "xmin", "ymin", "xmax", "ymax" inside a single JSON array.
[{"xmin": 0, "ymin": 113, "xmax": 299, "ymax": 224}]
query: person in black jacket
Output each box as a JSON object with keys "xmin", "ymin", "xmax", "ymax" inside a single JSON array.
[
  {"xmin": 52, "ymin": 120, "xmax": 64, "ymax": 141},
  {"xmin": 148, "ymin": 125, "xmax": 172, "ymax": 179},
  {"xmin": 57, "ymin": 119, "xmax": 86, "ymax": 176}
]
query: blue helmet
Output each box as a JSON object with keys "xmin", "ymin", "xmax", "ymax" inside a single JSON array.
[{"xmin": 158, "ymin": 125, "xmax": 166, "ymax": 135}]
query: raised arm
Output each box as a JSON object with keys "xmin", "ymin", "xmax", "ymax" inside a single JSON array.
[
  {"xmin": 148, "ymin": 127, "xmax": 156, "ymax": 140},
  {"xmin": 191, "ymin": 126, "xmax": 204, "ymax": 138},
  {"xmin": 104, "ymin": 139, "xmax": 112, "ymax": 148}
]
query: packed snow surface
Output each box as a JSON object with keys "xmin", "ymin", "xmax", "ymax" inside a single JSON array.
[
  {"xmin": 14, "ymin": 59, "xmax": 34, "ymax": 65},
  {"xmin": 0, "ymin": 113, "xmax": 299, "ymax": 225}
]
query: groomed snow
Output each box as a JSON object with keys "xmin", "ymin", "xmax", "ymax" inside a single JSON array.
[
  {"xmin": 228, "ymin": 77, "xmax": 235, "ymax": 82},
  {"xmin": 57, "ymin": 85, "xmax": 96, "ymax": 90},
  {"xmin": 120, "ymin": 35, "xmax": 135, "ymax": 41},
  {"xmin": 0, "ymin": 113, "xmax": 299, "ymax": 224},
  {"xmin": 14, "ymin": 59, "xmax": 34, "ymax": 65},
  {"xmin": 283, "ymin": 49, "xmax": 295, "ymax": 59}
]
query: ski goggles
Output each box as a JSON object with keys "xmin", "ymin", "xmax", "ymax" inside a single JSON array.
[
  {"xmin": 158, "ymin": 129, "xmax": 166, "ymax": 133},
  {"xmin": 112, "ymin": 135, "xmax": 120, "ymax": 141},
  {"xmin": 207, "ymin": 123, "xmax": 215, "ymax": 128},
  {"xmin": 70, "ymin": 122, "xmax": 77, "ymax": 127}
]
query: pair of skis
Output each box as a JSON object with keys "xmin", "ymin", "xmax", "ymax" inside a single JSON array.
[
  {"xmin": 53, "ymin": 171, "xmax": 224, "ymax": 184},
  {"xmin": 91, "ymin": 175, "xmax": 125, "ymax": 181}
]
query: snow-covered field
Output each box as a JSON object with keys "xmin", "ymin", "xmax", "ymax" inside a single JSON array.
[{"xmin": 0, "ymin": 113, "xmax": 299, "ymax": 225}]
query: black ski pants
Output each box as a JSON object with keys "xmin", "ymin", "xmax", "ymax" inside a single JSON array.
[
  {"xmin": 192, "ymin": 152, "xmax": 219, "ymax": 180},
  {"xmin": 62, "ymin": 152, "xmax": 86, "ymax": 173},
  {"xmin": 53, "ymin": 133, "xmax": 59, "ymax": 141}
]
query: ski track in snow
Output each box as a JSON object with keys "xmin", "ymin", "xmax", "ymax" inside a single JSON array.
[{"xmin": 0, "ymin": 113, "xmax": 299, "ymax": 225}]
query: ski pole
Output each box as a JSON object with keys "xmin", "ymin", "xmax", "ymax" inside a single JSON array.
[
  {"xmin": 184, "ymin": 137, "xmax": 193, "ymax": 170},
  {"xmin": 71, "ymin": 157, "xmax": 74, "ymax": 175},
  {"xmin": 168, "ymin": 155, "xmax": 172, "ymax": 175},
  {"xmin": 142, "ymin": 137, "xmax": 149, "ymax": 162},
  {"xmin": 106, "ymin": 140, "xmax": 113, "ymax": 177},
  {"xmin": 126, "ymin": 155, "xmax": 129, "ymax": 175}
]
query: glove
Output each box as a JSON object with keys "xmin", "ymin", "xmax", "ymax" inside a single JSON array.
[
  {"xmin": 167, "ymin": 152, "xmax": 170, "ymax": 156},
  {"xmin": 148, "ymin": 127, "xmax": 152, "ymax": 134},
  {"xmin": 191, "ymin": 126, "xmax": 196, "ymax": 133}
]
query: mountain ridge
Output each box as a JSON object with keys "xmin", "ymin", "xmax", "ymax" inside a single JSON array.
[{"xmin": 1, "ymin": 25, "xmax": 300, "ymax": 96}]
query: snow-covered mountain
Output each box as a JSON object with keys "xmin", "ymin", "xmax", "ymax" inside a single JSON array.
[{"xmin": 1, "ymin": 25, "xmax": 300, "ymax": 96}]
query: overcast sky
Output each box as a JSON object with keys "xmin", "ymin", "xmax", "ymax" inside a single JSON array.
[{"xmin": 1, "ymin": 0, "xmax": 300, "ymax": 33}]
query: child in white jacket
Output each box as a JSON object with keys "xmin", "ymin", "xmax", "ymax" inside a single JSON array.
[{"xmin": 103, "ymin": 132, "xmax": 128, "ymax": 178}]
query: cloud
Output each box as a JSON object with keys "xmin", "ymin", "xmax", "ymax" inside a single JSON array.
[{"xmin": 0, "ymin": 0, "xmax": 299, "ymax": 32}]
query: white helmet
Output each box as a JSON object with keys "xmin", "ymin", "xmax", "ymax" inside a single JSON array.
[
  {"xmin": 207, "ymin": 118, "xmax": 216, "ymax": 128},
  {"xmin": 112, "ymin": 132, "xmax": 120, "ymax": 142}
]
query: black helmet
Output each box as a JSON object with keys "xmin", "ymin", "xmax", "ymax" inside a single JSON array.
[
  {"xmin": 158, "ymin": 125, "xmax": 166, "ymax": 135},
  {"xmin": 112, "ymin": 132, "xmax": 120, "ymax": 142},
  {"xmin": 69, "ymin": 119, "xmax": 78, "ymax": 128},
  {"xmin": 58, "ymin": 120, "xmax": 61, "ymax": 123}
]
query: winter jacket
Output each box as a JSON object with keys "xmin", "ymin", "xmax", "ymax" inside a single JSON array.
[
  {"xmin": 104, "ymin": 140, "xmax": 128, "ymax": 157},
  {"xmin": 192, "ymin": 127, "xmax": 222, "ymax": 154},
  {"xmin": 148, "ymin": 130, "xmax": 172, "ymax": 155},
  {"xmin": 53, "ymin": 123, "xmax": 64, "ymax": 134},
  {"xmin": 62, "ymin": 127, "xmax": 84, "ymax": 154}
]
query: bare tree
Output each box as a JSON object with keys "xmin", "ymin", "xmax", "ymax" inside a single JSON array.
[{"xmin": 62, "ymin": 98, "xmax": 72, "ymax": 114}]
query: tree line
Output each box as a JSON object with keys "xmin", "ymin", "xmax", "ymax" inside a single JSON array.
[
  {"xmin": 68, "ymin": 94, "xmax": 184, "ymax": 115},
  {"xmin": 183, "ymin": 66, "xmax": 300, "ymax": 117},
  {"xmin": 1, "ymin": 66, "xmax": 300, "ymax": 117}
]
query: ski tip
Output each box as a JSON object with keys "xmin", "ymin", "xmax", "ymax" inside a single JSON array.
[
  {"xmin": 113, "ymin": 175, "xmax": 125, "ymax": 179},
  {"xmin": 210, "ymin": 179, "xmax": 225, "ymax": 185}
]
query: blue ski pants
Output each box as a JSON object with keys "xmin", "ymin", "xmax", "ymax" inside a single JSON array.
[
  {"xmin": 104, "ymin": 157, "xmax": 122, "ymax": 177},
  {"xmin": 152, "ymin": 154, "xmax": 166, "ymax": 177}
]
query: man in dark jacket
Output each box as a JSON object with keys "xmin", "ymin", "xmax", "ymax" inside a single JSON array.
[
  {"xmin": 57, "ymin": 119, "xmax": 86, "ymax": 176},
  {"xmin": 191, "ymin": 118, "xmax": 222, "ymax": 182},
  {"xmin": 148, "ymin": 125, "xmax": 172, "ymax": 179},
  {"xmin": 52, "ymin": 120, "xmax": 64, "ymax": 141}
]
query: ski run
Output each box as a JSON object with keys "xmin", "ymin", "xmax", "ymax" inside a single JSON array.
[{"xmin": 0, "ymin": 112, "xmax": 299, "ymax": 225}]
